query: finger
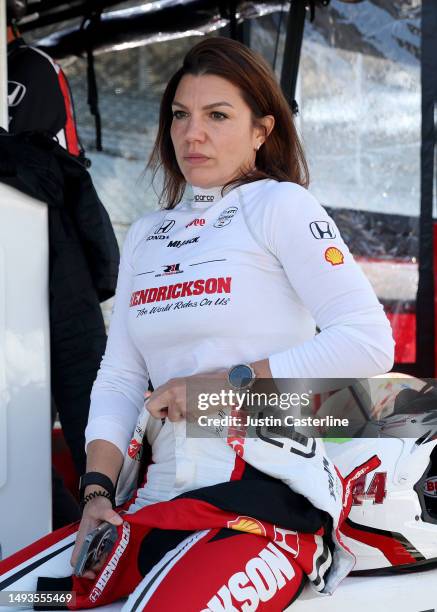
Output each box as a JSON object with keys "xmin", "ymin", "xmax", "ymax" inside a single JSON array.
[
  {"xmin": 70, "ymin": 544, "xmax": 81, "ymax": 567},
  {"xmin": 146, "ymin": 380, "xmax": 185, "ymax": 418},
  {"xmin": 147, "ymin": 406, "xmax": 168, "ymax": 419},
  {"xmin": 146, "ymin": 401, "xmax": 168, "ymax": 419},
  {"xmin": 167, "ymin": 404, "xmax": 186, "ymax": 422},
  {"xmin": 82, "ymin": 569, "xmax": 97, "ymax": 580},
  {"xmin": 70, "ymin": 529, "xmax": 89, "ymax": 566},
  {"xmin": 71, "ymin": 545, "xmax": 84, "ymax": 568}
]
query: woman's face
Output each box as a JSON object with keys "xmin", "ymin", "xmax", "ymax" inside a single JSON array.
[{"xmin": 170, "ymin": 74, "xmax": 273, "ymax": 188}]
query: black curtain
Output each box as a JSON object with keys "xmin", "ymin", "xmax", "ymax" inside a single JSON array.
[{"xmin": 417, "ymin": 0, "xmax": 437, "ymax": 376}]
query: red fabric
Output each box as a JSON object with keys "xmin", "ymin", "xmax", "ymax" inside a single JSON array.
[
  {"xmin": 57, "ymin": 69, "xmax": 80, "ymax": 157},
  {"xmin": 340, "ymin": 455, "xmax": 381, "ymax": 518},
  {"xmin": 68, "ymin": 498, "xmax": 322, "ymax": 610},
  {"xmin": 1, "ymin": 457, "xmax": 385, "ymax": 609},
  {"xmin": 71, "ymin": 521, "xmax": 142, "ymax": 609},
  {"xmin": 332, "ymin": 455, "xmax": 382, "ymax": 563},
  {"xmin": 230, "ymin": 455, "xmax": 247, "ymax": 481},
  {"xmin": 341, "ymin": 521, "xmax": 417, "ymax": 566},
  {"xmin": 143, "ymin": 530, "xmax": 305, "ymax": 612}
]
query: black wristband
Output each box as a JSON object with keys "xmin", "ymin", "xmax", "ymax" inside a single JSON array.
[{"xmin": 79, "ymin": 471, "xmax": 115, "ymax": 505}]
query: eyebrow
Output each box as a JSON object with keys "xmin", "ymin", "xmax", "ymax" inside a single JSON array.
[{"xmin": 172, "ymin": 101, "xmax": 234, "ymax": 110}]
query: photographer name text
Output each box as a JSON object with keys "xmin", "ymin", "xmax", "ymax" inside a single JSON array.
[{"xmin": 197, "ymin": 414, "xmax": 349, "ymax": 428}]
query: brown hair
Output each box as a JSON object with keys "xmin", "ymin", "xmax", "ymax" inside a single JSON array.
[{"xmin": 147, "ymin": 37, "xmax": 309, "ymax": 209}]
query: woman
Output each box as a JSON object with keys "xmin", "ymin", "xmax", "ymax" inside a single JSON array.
[{"xmin": 0, "ymin": 37, "xmax": 394, "ymax": 610}]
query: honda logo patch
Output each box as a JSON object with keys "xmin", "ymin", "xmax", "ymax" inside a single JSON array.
[
  {"xmin": 154, "ymin": 219, "xmax": 175, "ymax": 234},
  {"xmin": 8, "ymin": 81, "xmax": 26, "ymax": 107},
  {"xmin": 146, "ymin": 219, "xmax": 176, "ymax": 240},
  {"xmin": 310, "ymin": 221, "xmax": 336, "ymax": 240}
]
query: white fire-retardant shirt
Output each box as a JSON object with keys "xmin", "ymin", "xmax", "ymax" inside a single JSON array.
[{"xmin": 85, "ymin": 178, "xmax": 394, "ymax": 509}]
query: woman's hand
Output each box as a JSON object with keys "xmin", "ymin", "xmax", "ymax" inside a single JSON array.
[
  {"xmin": 145, "ymin": 360, "xmax": 271, "ymax": 422},
  {"xmin": 70, "ymin": 495, "xmax": 123, "ymax": 580},
  {"xmin": 145, "ymin": 371, "xmax": 228, "ymax": 422}
]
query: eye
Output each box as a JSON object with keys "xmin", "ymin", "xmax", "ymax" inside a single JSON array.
[
  {"xmin": 172, "ymin": 110, "xmax": 187, "ymax": 119},
  {"xmin": 210, "ymin": 111, "xmax": 228, "ymax": 121}
]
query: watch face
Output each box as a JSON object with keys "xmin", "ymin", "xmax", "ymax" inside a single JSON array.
[{"xmin": 229, "ymin": 364, "xmax": 253, "ymax": 389}]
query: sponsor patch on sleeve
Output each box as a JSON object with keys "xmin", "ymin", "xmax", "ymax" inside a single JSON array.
[
  {"xmin": 324, "ymin": 247, "xmax": 344, "ymax": 266},
  {"xmin": 309, "ymin": 221, "xmax": 336, "ymax": 240}
]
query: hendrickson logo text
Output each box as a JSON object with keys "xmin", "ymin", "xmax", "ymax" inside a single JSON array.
[
  {"xmin": 89, "ymin": 522, "xmax": 130, "ymax": 602},
  {"xmin": 130, "ymin": 276, "xmax": 232, "ymax": 306}
]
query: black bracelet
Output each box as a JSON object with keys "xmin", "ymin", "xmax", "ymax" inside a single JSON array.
[
  {"xmin": 79, "ymin": 471, "xmax": 115, "ymax": 505},
  {"xmin": 82, "ymin": 489, "xmax": 114, "ymax": 509}
]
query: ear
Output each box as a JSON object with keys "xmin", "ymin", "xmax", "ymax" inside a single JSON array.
[{"xmin": 258, "ymin": 115, "xmax": 275, "ymax": 140}]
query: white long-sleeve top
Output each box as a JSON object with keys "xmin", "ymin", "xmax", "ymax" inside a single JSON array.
[{"xmin": 85, "ymin": 178, "xmax": 394, "ymax": 508}]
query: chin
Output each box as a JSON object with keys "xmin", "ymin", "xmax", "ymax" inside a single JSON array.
[
  {"xmin": 184, "ymin": 170, "xmax": 223, "ymax": 189},
  {"xmin": 191, "ymin": 180, "xmax": 222, "ymax": 189}
]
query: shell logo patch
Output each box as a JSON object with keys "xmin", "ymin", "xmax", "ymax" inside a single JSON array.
[
  {"xmin": 325, "ymin": 247, "xmax": 344, "ymax": 266},
  {"xmin": 227, "ymin": 516, "xmax": 266, "ymax": 536}
]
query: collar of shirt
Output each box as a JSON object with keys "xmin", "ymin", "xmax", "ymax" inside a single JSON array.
[{"xmin": 189, "ymin": 185, "xmax": 225, "ymax": 209}]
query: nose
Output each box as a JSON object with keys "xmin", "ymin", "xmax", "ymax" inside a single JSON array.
[{"xmin": 184, "ymin": 115, "xmax": 206, "ymax": 144}]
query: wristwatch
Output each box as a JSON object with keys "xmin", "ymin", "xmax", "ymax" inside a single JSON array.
[
  {"xmin": 79, "ymin": 471, "xmax": 115, "ymax": 505},
  {"xmin": 228, "ymin": 363, "xmax": 256, "ymax": 390}
]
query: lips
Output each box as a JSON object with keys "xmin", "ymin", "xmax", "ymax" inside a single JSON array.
[{"xmin": 184, "ymin": 154, "xmax": 210, "ymax": 165}]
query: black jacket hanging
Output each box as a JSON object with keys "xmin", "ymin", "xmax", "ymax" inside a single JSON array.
[{"xmin": 0, "ymin": 130, "xmax": 120, "ymax": 474}]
